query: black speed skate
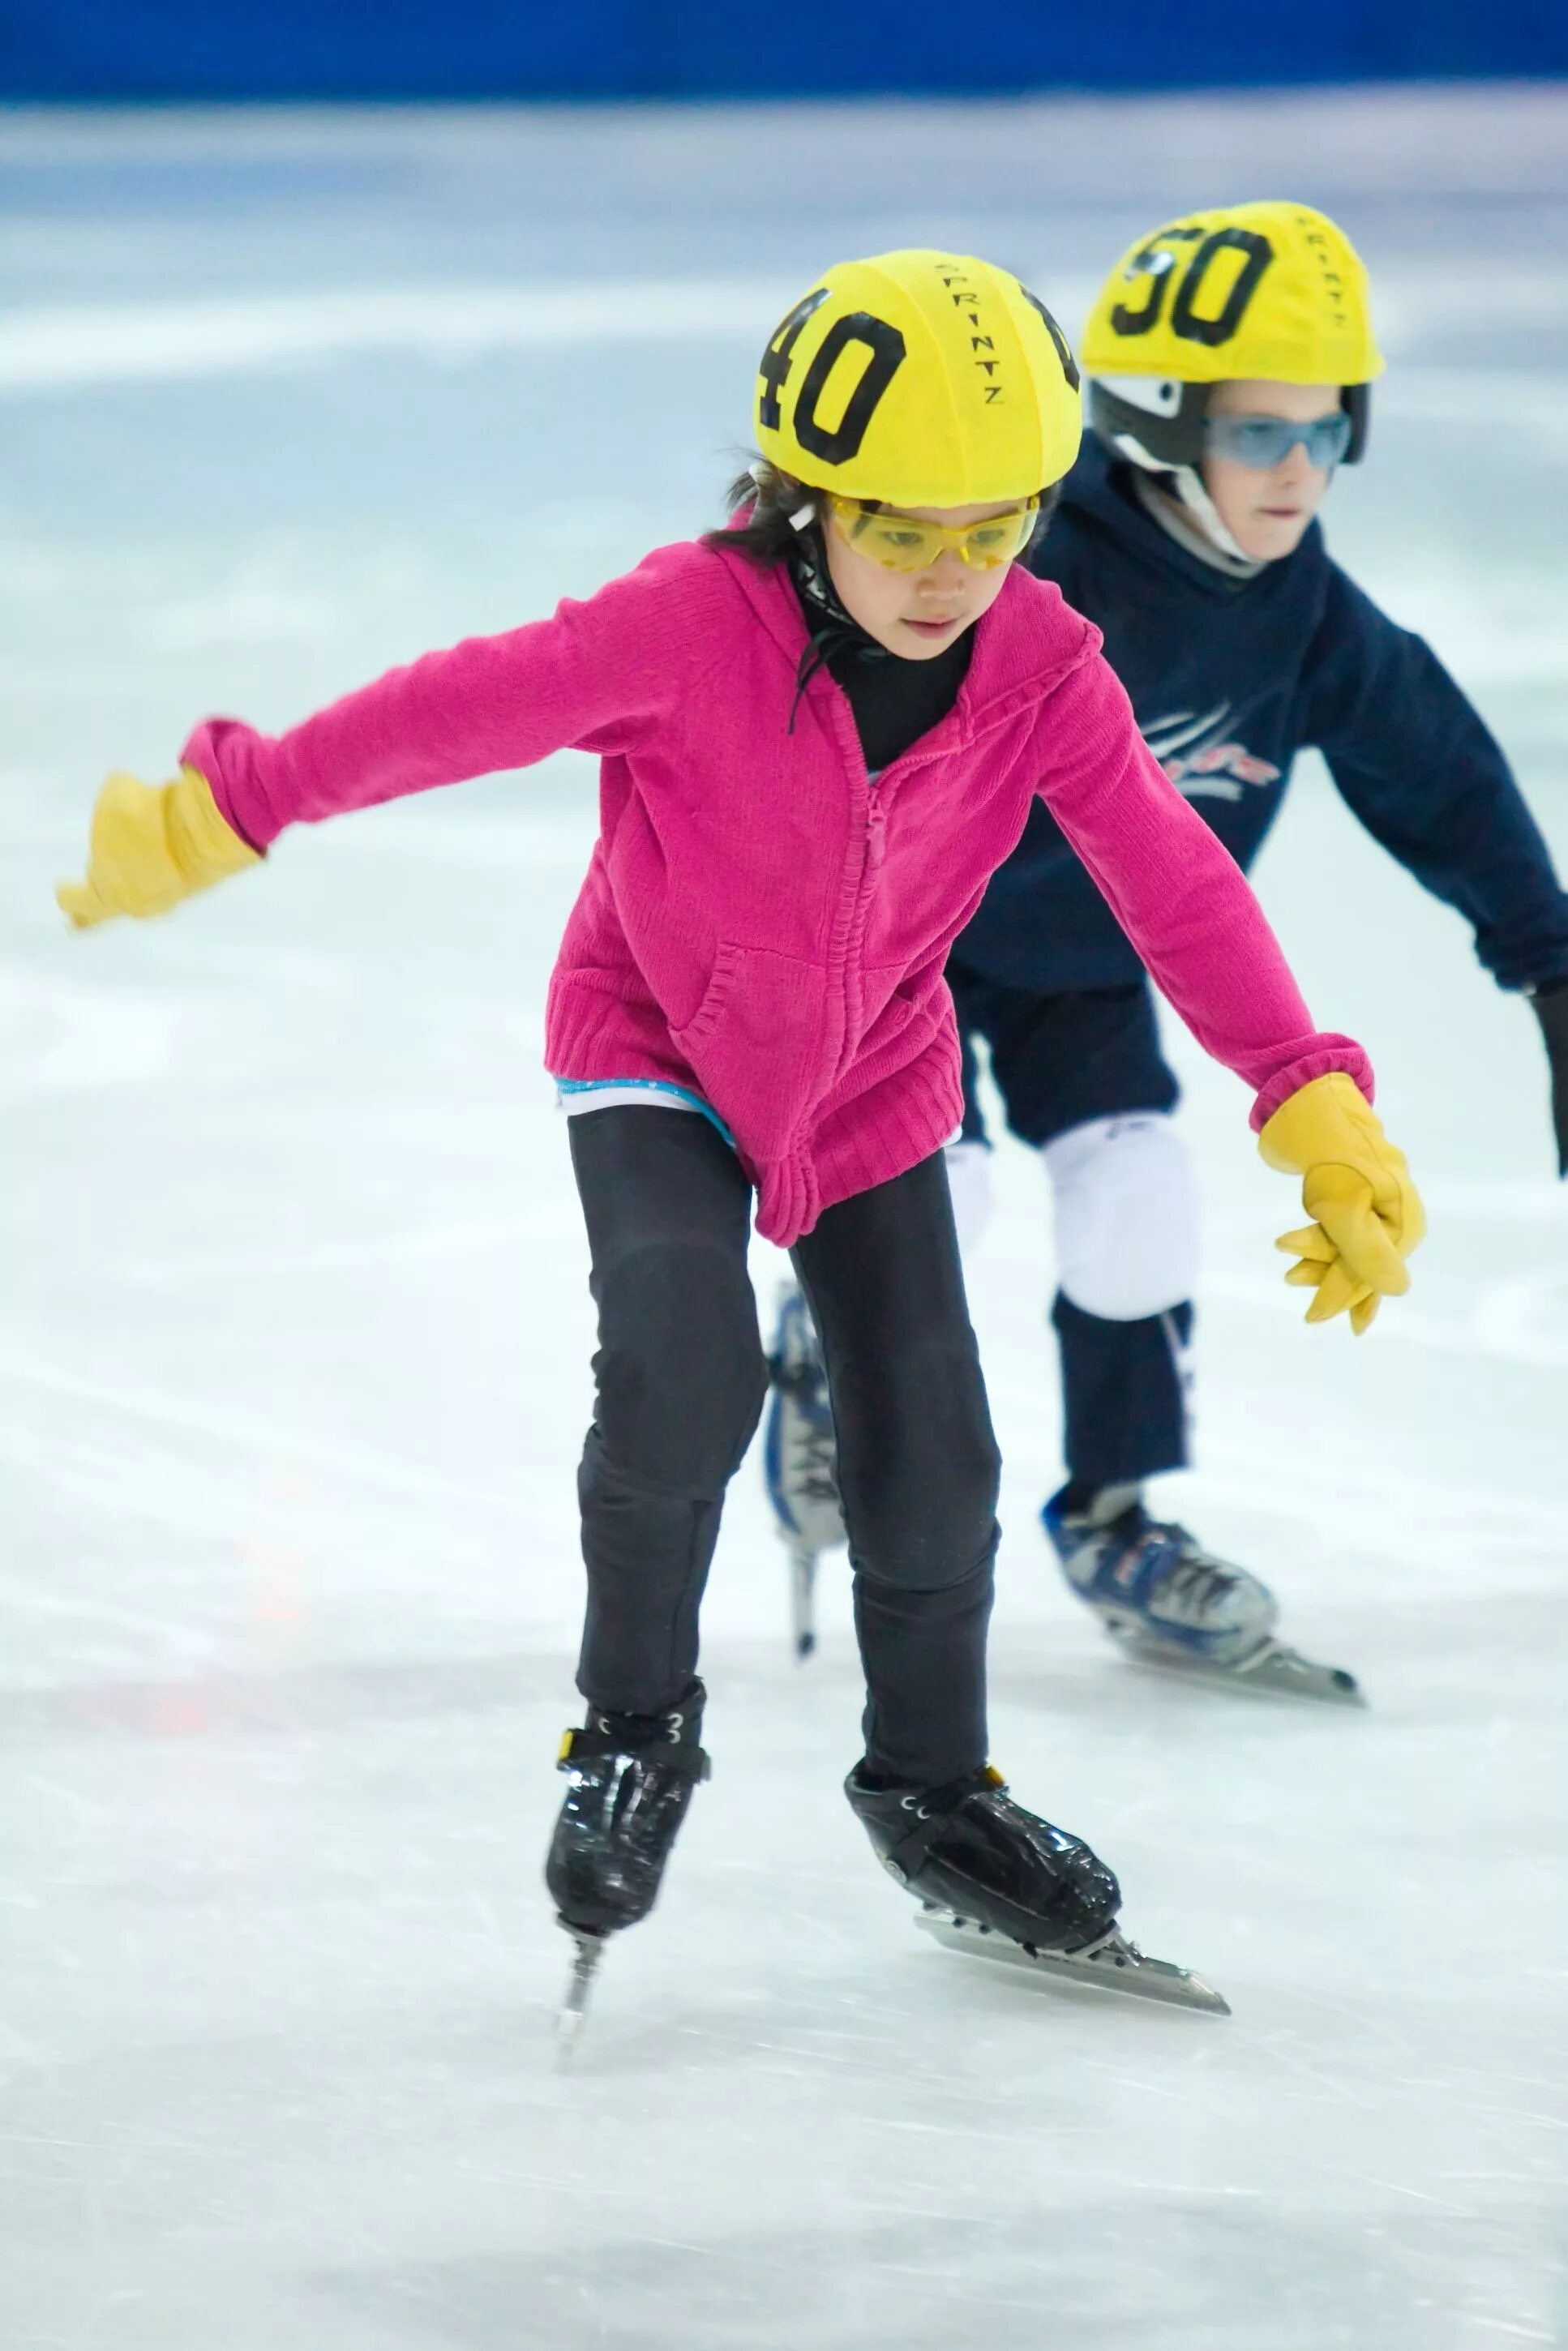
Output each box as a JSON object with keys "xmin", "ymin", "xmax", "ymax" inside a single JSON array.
[
  {"xmin": 847, "ymin": 1761, "xmax": 1120, "ymax": 1946},
  {"xmin": 847, "ymin": 1762, "xmax": 1229, "ymax": 2016},
  {"xmin": 546, "ymin": 1681, "xmax": 709, "ymax": 2049}
]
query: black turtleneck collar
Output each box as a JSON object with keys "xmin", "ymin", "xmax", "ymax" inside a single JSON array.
[{"xmin": 786, "ymin": 524, "xmax": 973, "ymax": 774}]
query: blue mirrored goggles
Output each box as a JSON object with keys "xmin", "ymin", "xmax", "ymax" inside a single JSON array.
[{"xmin": 1202, "ymin": 411, "xmax": 1353, "ymax": 472}]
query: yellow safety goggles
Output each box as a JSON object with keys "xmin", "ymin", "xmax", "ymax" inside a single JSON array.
[{"xmin": 825, "ymin": 494, "xmax": 1040, "ymax": 573}]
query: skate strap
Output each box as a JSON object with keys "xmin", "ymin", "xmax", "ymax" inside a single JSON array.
[
  {"xmin": 881, "ymin": 1765, "xmax": 1005, "ymax": 1871},
  {"xmin": 556, "ymin": 1724, "xmax": 712, "ymax": 1781}
]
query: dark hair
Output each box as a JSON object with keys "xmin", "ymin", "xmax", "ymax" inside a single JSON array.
[
  {"xmin": 1025, "ymin": 479, "xmax": 1063, "ymax": 550},
  {"xmin": 700, "ymin": 459, "xmax": 816, "ymax": 566},
  {"xmin": 701, "ymin": 456, "xmax": 1064, "ymax": 566}
]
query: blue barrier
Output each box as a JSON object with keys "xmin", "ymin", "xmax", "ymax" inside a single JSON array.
[{"xmin": 2, "ymin": 0, "xmax": 1565, "ymax": 101}]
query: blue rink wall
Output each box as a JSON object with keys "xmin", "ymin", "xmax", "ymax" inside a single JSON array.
[{"xmin": 2, "ymin": 0, "xmax": 1566, "ymax": 101}]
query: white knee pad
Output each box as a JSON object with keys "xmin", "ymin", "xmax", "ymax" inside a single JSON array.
[
  {"xmin": 942, "ymin": 1137, "xmax": 995, "ymax": 1257},
  {"xmin": 1042, "ymin": 1113, "xmax": 1200, "ymax": 1321}
]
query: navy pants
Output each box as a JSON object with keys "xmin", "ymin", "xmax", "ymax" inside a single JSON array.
[
  {"xmin": 949, "ymin": 964, "xmax": 1192, "ymax": 1491},
  {"xmin": 568, "ymin": 1107, "xmax": 1000, "ymax": 1786}
]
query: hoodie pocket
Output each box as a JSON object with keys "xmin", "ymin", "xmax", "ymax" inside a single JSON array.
[{"xmin": 671, "ymin": 941, "xmax": 825, "ymax": 1158}]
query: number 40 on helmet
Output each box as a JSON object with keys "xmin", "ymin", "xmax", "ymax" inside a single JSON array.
[{"xmin": 753, "ymin": 248, "xmax": 1085, "ymax": 512}]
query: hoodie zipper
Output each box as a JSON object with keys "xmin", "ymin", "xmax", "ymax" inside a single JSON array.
[
  {"xmin": 768, "ymin": 564, "xmax": 1073, "ymax": 1105},
  {"xmin": 827, "ymin": 703, "xmax": 1053, "ymax": 1099},
  {"xmin": 825, "ymin": 707, "xmax": 948, "ymax": 1089},
  {"xmin": 809, "ymin": 689, "xmax": 879, "ymax": 1093}
]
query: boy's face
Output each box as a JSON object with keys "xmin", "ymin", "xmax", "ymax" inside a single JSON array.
[
  {"xmin": 1200, "ymin": 379, "xmax": 1344, "ymax": 561},
  {"xmin": 824, "ymin": 500, "xmax": 1020, "ymax": 661}
]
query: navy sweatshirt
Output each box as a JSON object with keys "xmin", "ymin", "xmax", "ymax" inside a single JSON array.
[{"xmin": 950, "ymin": 439, "xmax": 1568, "ymax": 997}]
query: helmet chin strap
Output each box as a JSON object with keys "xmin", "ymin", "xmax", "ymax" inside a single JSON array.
[
  {"xmin": 1107, "ymin": 427, "xmax": 1250, "ymax": 564},
  {"xmin": 1166, "ymin": 465, "xmax": 1251, "ymax": 565}
]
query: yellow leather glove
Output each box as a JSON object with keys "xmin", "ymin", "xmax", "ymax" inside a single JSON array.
[
  {"xmin": 1258, "ymin": 1072, "xmax": 1426, "ymax": 1336},
  {"xmin": 56, "ymin": 766, "xmax": 259, "ymax": 929}
]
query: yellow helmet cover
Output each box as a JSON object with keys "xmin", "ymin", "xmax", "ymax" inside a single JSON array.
[
  {"xmin": 1081, "ymin": 202, "xmax": 1382, "ymax": 388},
  {"xmin": 754, "ymin": 249, "xmax": 1082, "ymax": 508}
]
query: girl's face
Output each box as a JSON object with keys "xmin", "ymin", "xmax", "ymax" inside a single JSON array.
[
  {"xmin": 1199, "ymin": 379, "xmax": 1345, "ymax": 561},
  {"xmin": 824, "ymin": 499, "xmax": 1023, "ymax": 660}
]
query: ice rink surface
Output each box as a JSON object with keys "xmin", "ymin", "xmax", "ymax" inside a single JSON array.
[{"xmin": 3, "ymin": 84, "xmax": 1567, "ymax": 2350}]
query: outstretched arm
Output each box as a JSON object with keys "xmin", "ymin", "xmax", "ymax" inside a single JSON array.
[
  {"xmin": 1305, "ymin": 562, "xmax": 1568, "ymax": 995},
  {"xmin": 1305, "ymin": 561, "xmax": 1568, "ymax": 1179},
  {"xmin": 58, "ymin": 546, "xmax": 702, "ymax": 924},
  {"xmin": 186, "ymin": 572, "xmax": 682, "ymax": 850},
  {"xmin": 1035, "ymin": 653, "xmax": 1422, "ymax": 1333}
]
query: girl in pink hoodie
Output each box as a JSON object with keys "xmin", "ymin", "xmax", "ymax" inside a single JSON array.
[{"xmin": 59, "ymin": 251, "xmax": 1423, "ymax": 2024}]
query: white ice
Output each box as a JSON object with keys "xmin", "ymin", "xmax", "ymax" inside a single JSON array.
[{"xmin": 3, "ymin": 87, "xmax": 1567, "ymax": 2351}]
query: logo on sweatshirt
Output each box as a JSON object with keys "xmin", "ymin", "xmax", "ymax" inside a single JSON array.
[{"xmin": 1143, "ymin": 703, "xmax": 1282, "ymax": 801}]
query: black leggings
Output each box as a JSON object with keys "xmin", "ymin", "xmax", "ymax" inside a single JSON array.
[{"xmin": 568, "ymin": 1107, "xmax": 1000, "ymax": 1785}]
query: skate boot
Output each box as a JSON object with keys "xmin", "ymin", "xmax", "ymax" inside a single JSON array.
[
  {"xmin": 1044, "ymin": 1484, "xmax": 1361, "ymax": 1706},
  {"xmin": 763, "ymin": 1283, "xmax": 846, "ymax": 1657},
  {"xmin": 846, "ymin": 1761, "xmax": 1227, "ymax": 2013},
  {"xmin": 546, "ymin": 1681, "xmax": 709, "ymax": 2046}
]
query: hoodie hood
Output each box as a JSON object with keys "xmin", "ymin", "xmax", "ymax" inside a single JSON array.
[{"xmin": 707, "ymin": 531, "xmax": 1101, "ymax": 758}]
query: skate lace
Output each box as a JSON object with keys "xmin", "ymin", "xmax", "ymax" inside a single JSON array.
[
  {"xmin": 771, "ymin": 1351, "xmax": 839, "ymax": 1506},
  {"xmin": 1154, "ymin": 1528, "xmax": 1240, "ymax": 1622},
  {"xmin": 791, "ymin": 1414, "xmax": 838, "ymax": 1505}
]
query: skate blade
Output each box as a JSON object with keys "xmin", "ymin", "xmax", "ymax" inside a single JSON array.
[
  {"xmin": 916, "ymin": 1906, "xmax": 1230, "ymax": 2015},
  {"xmin": 790, "ymin": 1550, "xmax": 818, "ymax": 1662},
  {"xmin": 555, "ymin": 1925, "xmax": 606, "ymax": 2062},
  {"xmin": 1105, "ymin": 1624, "xmax": 1365, "ymax": 1708}
]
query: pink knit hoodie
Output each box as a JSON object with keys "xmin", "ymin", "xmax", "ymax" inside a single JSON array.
[{"xmin": 186, "ymin": 535, "xmax": 1369, "ymax": 1247}]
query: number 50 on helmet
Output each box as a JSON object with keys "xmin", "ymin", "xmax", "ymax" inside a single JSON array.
[
  {"xmin": 754, "ymin": 249, "xmax": 1083, "ymax": 510},
  {"xmin": 1081, "ymin": 202, "xmax": 1383, "ymax": 470}
]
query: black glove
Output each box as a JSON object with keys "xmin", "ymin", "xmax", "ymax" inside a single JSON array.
[{"xmin": 1532, "ymin": 982, "xmax": 1568, "ymax": 1177}]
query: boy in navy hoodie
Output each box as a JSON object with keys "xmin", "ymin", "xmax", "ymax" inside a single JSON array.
[{"xmin": 767, "ymin": 203, "xmax": 1568, "ymax": 1700}]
